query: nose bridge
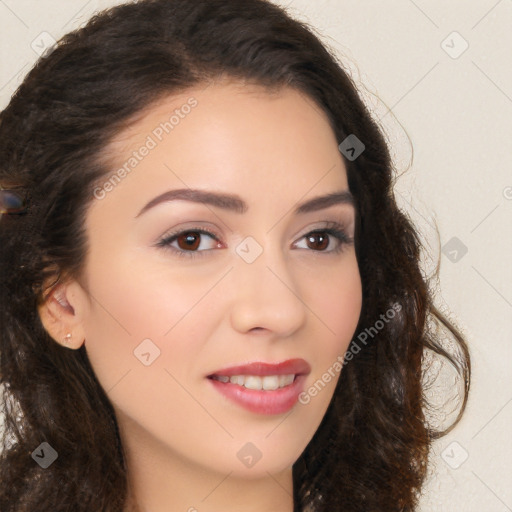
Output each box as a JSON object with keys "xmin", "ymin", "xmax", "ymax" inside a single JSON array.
[{"xmin": 229, "ymin": 236, "xmax": 307, "ymax": 336}]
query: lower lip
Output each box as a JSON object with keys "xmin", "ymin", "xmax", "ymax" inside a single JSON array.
[{"xmin": 208, "ymin": 375, "xmax": 307, "ymax": 415}]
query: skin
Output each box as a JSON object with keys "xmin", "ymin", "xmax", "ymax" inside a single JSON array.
[{"xmin": 39, "ymin": 79, "xmax": 362, "ymax": 512}]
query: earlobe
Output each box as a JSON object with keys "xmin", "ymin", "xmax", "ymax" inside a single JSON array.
[{"xmin": 37, "ymin": 281, "xmax": 86, "ymax": 350}]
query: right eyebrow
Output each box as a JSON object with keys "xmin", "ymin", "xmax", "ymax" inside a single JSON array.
[{"xmin": 135, "ymin": 188, "xmax": 247, "ymax": 218}]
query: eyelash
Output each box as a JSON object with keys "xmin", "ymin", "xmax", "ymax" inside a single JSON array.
[{"xmin": 155, "ymin": 221, "xmax": 354, "ymax": 259}]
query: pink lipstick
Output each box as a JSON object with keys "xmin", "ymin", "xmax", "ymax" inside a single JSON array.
[{"xmin": 207, "ymin": 358, "xmax": 310, "ymax": 415}]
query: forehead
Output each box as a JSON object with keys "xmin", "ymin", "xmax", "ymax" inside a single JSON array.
[
  {"xmin": 104, "ymin": 80, "xmax": 340, "ymax": 160},
  {"xmin": 89, "ymin": 81, "xmax": 348, "ymax": 220}
]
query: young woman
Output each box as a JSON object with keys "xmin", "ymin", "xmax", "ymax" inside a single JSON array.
[{"xmin": 0, "ymin": 1, "xmax": 470, "ymax": 510}]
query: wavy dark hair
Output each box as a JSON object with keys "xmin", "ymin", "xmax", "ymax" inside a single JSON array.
[{"xmin": 0, "ymin": 0, "xmax": 470, "ymax": 510}]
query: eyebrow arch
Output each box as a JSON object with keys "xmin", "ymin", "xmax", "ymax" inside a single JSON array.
[{"xmin": 135, "ymin": 188, "xmax": 355, "ymax": 218}]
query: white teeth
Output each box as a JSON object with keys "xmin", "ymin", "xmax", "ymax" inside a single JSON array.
[
  {"xmin": 280, "ymin": 374, "xmax": 295, "ymax": 387},
  {"xmin": 213, "ymin": 374, "xmax": 296, "ymax": 390},
  {"xmin": 244, "ymin": 376, "xmax": 262, "ymax": 390},
  {"xmin": 262, "ymin": 375, "xmax": 279, "ymax": 390},
  {"xmin": 229, "ymin": 375, "xmax": 245, "ymax": 386}
]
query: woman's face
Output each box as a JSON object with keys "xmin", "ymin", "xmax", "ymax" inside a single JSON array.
[{"xmin": 70, "ymin": 81, "xmax": 362, "ymax": 479}]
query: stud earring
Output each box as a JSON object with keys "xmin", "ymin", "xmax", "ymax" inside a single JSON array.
[{"xmin": 64, "ymin": 333, "xmax": 72, "ymax": 344}]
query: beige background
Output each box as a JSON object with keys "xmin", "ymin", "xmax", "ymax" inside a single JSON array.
[{"xmin": 1, "ymin": 1, "xmax": 511, "ymax": 510}]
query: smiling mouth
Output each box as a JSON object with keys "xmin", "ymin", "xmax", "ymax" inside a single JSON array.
[{"xmin": 206, "ymin": 358, "xmax": 310, "ymax": 415}]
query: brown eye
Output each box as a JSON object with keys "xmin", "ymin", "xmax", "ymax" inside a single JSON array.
[
  {"xmin": 305, "ymin": 232, "xmax": 329, "ymax": 251},
  {"xmin": 157, "ymin": 228, "xmax": 222, "ymax": 258},
  {"xmin": 176, "ymin": 232, "xmax": 202, "ymax": 251},
  {"xmin": 294, "ymin": 226, "xmax": 352, "ymax": 254}
]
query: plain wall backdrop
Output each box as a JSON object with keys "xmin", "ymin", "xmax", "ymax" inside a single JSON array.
[{"xmin": 1, "ymin": 1, "xmax": 511, "ymax": 511}]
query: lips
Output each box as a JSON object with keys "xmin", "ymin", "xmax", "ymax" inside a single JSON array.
[
  {"xmin": 207, "ymin": 358, "xmax": 311, "ymax": 415},
  {"xmin": 208, "ymin": 358, "xmax": 311, "ymax": 377}
]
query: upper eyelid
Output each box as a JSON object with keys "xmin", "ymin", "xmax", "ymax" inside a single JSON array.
[
  {"xmin": 162, "ymin": 222, "xmax": 349, "ymax": 238},
  {"xmin": 160, "ymin": 218, "xmax": 352, "ymax": 238},
  {"xmin": 158, "ymin": 221, "xmax": 352, "ymax": 249}
]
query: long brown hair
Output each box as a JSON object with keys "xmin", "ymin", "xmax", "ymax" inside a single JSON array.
[{"xmin": 0, "ymin": 1, "xmax": 470, "ymax": 510}]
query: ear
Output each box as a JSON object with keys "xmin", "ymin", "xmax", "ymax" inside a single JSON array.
[{"xmin": 37, "ymin": 279, "xmax": 89, "ymax": 350}]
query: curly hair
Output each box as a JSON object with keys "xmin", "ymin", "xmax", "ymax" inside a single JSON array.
[{"xmin": 0, "ymin": 0, "xmax": 470, "ymax": 510}]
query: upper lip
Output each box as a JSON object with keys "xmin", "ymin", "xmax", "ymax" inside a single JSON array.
[{"xmin": 208, "ymin": 358, "xmax": 311, "ymax": 377}]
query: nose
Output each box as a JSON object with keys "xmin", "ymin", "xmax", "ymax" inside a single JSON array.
[{"xmin": 229, "ymin": 243, "xmax": 308, "ymax": 337}]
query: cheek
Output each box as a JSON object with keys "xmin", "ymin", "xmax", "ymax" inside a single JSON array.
[
  {"xmin": 80, "ymin": 255, "xmax": 221, "ymax": 388},
  {"xmin": 292, "ymin": 254, "xmax": 361, "ymax": 406},
  {"xmin": 80, "ymin": 258, "xmax": 225, "ymax": 456},
  {"xmin": 306, "ymin": 254, "xmax": 362, "ymax": 356}
]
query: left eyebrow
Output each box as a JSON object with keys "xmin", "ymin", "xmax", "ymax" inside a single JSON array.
[
  {"xmin": 134, "ymin": 188, "xmax": 355, "ymax": 218},
  {"xmin": 294, "ymin": 190, "xmax": 355, "ymax": 214}
]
